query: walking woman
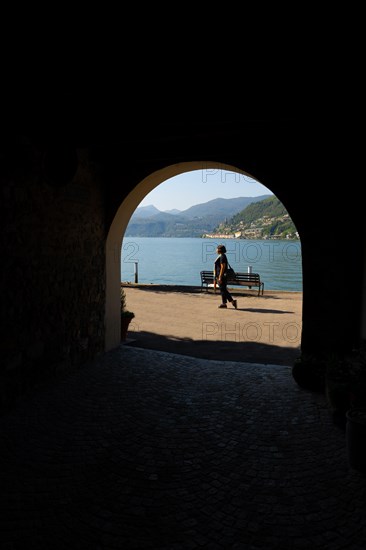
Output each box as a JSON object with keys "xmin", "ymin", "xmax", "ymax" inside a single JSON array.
[{"xmin": 214, "ymin": 244, "xmax": 237, "ymax": 309}]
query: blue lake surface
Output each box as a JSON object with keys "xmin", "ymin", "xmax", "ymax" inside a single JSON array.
[{"xmin": 121, "ymin": 237, "xmax": 302, "ymax": 291}]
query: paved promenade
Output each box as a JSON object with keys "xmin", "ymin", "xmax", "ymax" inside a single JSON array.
[
  {"xmin": 1, "ymin": 345, "xmax": 366, "ymax": 549},
  {"xmin": 123, "ymin": 286, "xmax": 302, "ymax": 366}
]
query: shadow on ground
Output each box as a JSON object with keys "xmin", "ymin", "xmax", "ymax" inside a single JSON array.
[
  {"xmin": 125, "ymin": 330, "xmax": 300, "ymax": 366},
  {"xmin": 122, "ymin": 283, "xmax": 284, "ymax": 300}
]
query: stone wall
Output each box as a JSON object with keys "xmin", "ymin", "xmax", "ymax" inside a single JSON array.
[
  {"xmin": 1, "ymin": 140, "xmax": 106, "ymax": 412},
  {"xmin": 1, "ymin": 120, "xmax": 364, "ymax": 414}
]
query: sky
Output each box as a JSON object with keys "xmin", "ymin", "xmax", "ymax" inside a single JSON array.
[{"xmin": 139, "ymin": 169, "xmax": 273, "ymax": 212}]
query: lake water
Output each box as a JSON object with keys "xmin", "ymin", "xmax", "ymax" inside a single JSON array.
[{"xmin": 121, "ymin": 237, "xmax": 302, "ymax": 291}]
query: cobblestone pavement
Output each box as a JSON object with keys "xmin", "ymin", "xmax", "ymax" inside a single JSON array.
[{"xmin": 1, "ymin": 346, "xmax": 366, "ymax": 549}]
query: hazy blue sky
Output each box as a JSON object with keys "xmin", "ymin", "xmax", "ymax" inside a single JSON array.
[{"xmin": 139, "ymin": 169, "xmax": 273, "ymax": 211}]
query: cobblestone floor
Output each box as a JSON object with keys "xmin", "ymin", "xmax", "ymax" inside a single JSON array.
[{"xmin": 0, "ymin": 346, "xmax": 365, "ymax": 549}]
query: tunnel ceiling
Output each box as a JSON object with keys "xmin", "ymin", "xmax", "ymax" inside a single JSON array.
[{"xmin": 3, "ymin": 89, "xmax": 296, "ymax": 148}]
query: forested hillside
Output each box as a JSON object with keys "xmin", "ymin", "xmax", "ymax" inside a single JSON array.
[{"xmin": 213, "ymin": 196, "xmax": 298, "ymax": 239}]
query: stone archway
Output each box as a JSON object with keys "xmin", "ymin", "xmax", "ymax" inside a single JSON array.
[{"xmin": 105, "ymin": 161, "xmax": 301, "ymax": 353}]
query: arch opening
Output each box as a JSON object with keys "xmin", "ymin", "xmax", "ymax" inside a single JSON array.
[{"xmin": 106, "ymin": 162, "xmax": 302, "ymax": 365}]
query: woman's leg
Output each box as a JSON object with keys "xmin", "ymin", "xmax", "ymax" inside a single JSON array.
[
  {"xmin": 219, "ymin": 280, "xmax": 231, "ymax": 304},
  {"xmin": 219, "ymin": 280, "xmax": 237, "ymax": 308}
]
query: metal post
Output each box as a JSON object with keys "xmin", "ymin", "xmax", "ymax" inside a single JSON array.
[{"xmin": 134, "ymin": 262, "xmax": 138, "ymax": 283}]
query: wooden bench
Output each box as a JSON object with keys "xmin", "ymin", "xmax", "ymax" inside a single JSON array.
[{"xmin": 200, "ymin": 270, "xmax": 264, "ymax": 296}]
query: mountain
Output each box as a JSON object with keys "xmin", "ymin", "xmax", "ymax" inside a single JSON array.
[
  {"xmin": 125, "ymin": 195, "xmax": 272, "ymax": 238},
  {"xmin": 213, "ymin": 196, "xmax": 299, "ymax": 239},
  {"xmin": 180, "ymin": 195, "xmax": 271, "ymax": 219},
  {"xmin": 132, "ymin": 205, "xmax": 161, "ymax": 218},
  {"xmin": 164, "ymin": 209, "xmax": 181, "ymax": 215}
]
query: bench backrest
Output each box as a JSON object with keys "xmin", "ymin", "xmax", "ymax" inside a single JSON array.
[
  {"xmin": 200, "ymin": 270, "xmax": 261, "ymax": 283},
  {"xmin": 234, "ymin": 273, "xmax": 261, "ymax": 283},
  {"xmin": 201, "ymin": 271, "xmax": 214, "ymax": 281}
]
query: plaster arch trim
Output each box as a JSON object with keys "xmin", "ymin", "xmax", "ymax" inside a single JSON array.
[{"xmin": 105, "ymin": 161, "xmax": 264, "ymax": 351}]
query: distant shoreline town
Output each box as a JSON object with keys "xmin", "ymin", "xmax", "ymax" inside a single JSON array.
[
  {"xmin": 203, "ymin": 214, "xmax": 300, "ymax": 240},
  {"xmin": 202, "ymin": 233, "xmax": 299, "ymax": 240},
  {"xmin": 126, "ymin": 195, "xmax": 299, "ymax": 240}
]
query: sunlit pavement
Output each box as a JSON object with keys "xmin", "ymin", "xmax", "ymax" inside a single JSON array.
[{"xmin": 0, "ymin": 346, "xmax": 365, "ymax": 549}]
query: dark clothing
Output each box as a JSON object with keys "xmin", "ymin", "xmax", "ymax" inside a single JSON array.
[
  {"xmin": 214, "ymin": 253, "xmax": 228, "ymax": 279},
  {"xmin": 214, "ymin": 253, "xmax": 234, "ymax": 305},
  {"xmin": 218, "ymin": 276, "xmax": 234, "ymax": 305}
]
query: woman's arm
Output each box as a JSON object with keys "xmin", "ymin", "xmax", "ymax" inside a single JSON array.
[{"xmin": 218, "ymin": 261, "xmax": 226, "ymax": 282}]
